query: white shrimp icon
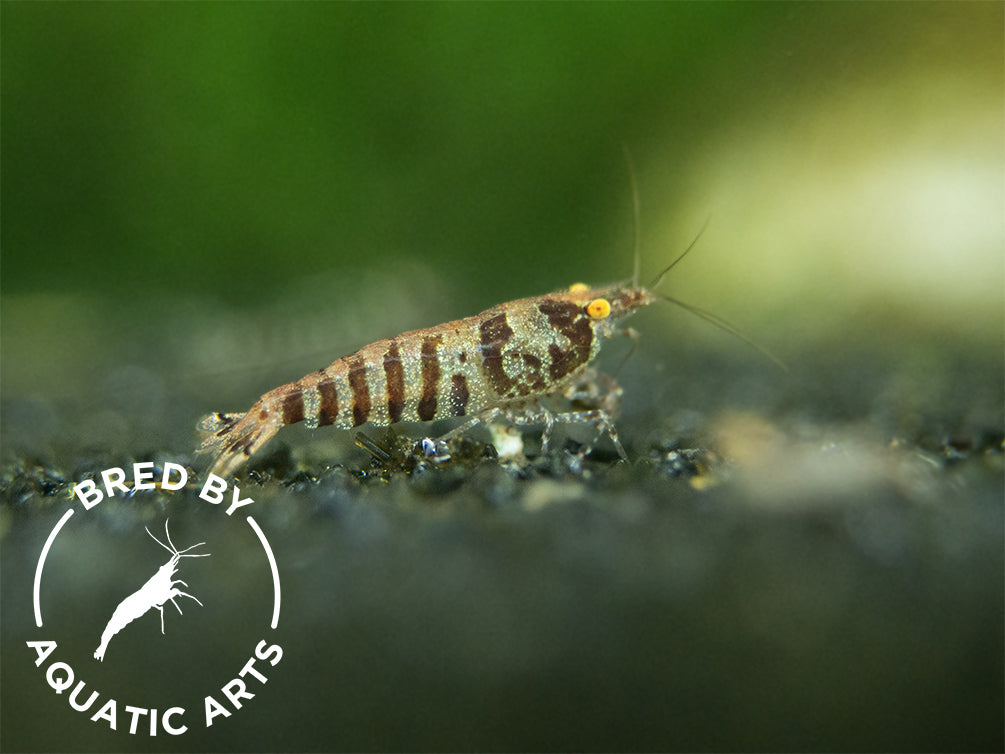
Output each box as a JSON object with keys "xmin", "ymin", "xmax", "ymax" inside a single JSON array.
[{"xmin": 94, "ymin": 520, "xmax": 210, "ymax": 662}]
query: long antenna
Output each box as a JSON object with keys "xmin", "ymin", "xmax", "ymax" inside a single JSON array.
[
  {"xmin": 616, "ymin": 152, "xmax": 783, "ymax": 371},
  {"xmin": 146, "ymin": 523, "xmax": 173, "ymax": 555},
  {"xmin": 655, "ymin": 292, "xmax": 789, "ymax": 372},
  {"xmin": 621, "ymin": 144, "xmax": 641, "ymax": 288},
  {"xmin": 648, "ymin": 215, "xmax": 711, "ymax": 292}
]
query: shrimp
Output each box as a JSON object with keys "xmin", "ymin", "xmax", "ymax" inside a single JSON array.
[
  {"xmin": 94, "ymin": 520, "xmax": 210, "ymax": 662},
  {"xmin": 197, "ymin": 277, "xmax": 657, "ymax": 476},
  {"xmin": 198, "ymin": 227, "xmax": 779, "ymax": 477}
]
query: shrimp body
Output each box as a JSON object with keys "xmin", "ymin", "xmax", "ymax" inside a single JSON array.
[
  {"xmin": 199, "ymin": 281, "xmax": 656, "ymax": 477},
  {"xmin": 93, "ymin": 522, "xmax": 209, "ymax": 662}
]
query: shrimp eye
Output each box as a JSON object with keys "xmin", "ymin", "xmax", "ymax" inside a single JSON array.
[
  {"xmin": 568, "ymin": 282, "xmax": 590, "ymax": 294},
  {"xmin": 586, "ymin": 298, "xmax": 611, "ymax": 319}
]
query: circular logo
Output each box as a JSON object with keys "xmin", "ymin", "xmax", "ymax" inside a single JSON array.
[{"xmin": 27, "ymin": 462, "xmax": 283, "ymax": 737}]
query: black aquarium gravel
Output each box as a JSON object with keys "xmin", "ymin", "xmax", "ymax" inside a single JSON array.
[{"xmin": 3, "ymin": 330, "xmax": 1001, "ymax": 752}]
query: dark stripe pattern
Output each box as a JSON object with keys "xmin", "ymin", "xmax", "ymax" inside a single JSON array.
[
  {"xmin": 479, "ymin": 312, "xmax": 515, "ymax": 396},
  {"xmin": 347, "ymin": 356, "xmax": 370, "ymax": 426},
  {"xmin": 449, "ymin": 373, "xmax": 469, "ymax": 416},
  {"xmin": 383, "ymin": 340, "xmax": 405, "ymax": 423},
  {"xmin": 537, "ymin": 300, "xmax": 593, "ymax": 380},
  {"xmin": 282, "ymin": 391, "xmax": 305, "ymax": 425},
  {"xmin": 417, "ymin": 335, "xmax": 443, "ymax": 421},
  {"xmin": 317, "ymin": 380, "xmax": 338, "ymax": 426}
]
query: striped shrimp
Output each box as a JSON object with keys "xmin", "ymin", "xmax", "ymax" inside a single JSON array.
[{"xmin": 197, "ymin": 236, "xmax": 748, "ymax": 478}]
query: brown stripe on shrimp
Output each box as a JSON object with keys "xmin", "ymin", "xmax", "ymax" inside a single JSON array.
[
  {"xmin": 417, "ymin": 334, "xmax": 442, "ymax": 421},
  {"xmin": 347, "ymin": 356, "xmax": 370, "ymax": 427},
  {"xmin": 478, "ymin": 312, "xmax": 515, "ymax": 397},
  {"xmin": 282, "ymin": 391, "xmax": 304, "ymax": 426},
  {"xmin": 318, "ymin": 380, "xmax": 339, "ymax": 426},
  {"xmin": 384, "ymin": 340, "xmax": 405, "ymax": 423},
  {"xmin": 449, "ymin": 373, "xmax": 469, "ymax": 417}
]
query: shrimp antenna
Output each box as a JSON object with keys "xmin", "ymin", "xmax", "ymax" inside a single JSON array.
[
  {"xmin": 145, "ymin": 519, "xmax": 210, "ymax": 557},
  {"xmin": 621, "ymin": 143, "xmax": 641, "ymax": 289},
  {"xmin": 146, "ymin": 523, "xmax": 174, "ymax": 555},
  {"xmin": 163, "ymin": 519, "xmax": 178, "ymax": 553},
  {"xmin": 655, "ymin": 292, "xmax": 789, "ymax": 372},
  {"xmin": 648, "ymin": 216, "xmax": 712, "ymax": 292},
  {"xmin": 613, "ymin": 327, "xmax": 640, "ymax": 376}
]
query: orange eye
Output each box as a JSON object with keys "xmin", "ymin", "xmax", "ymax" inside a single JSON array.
[
  {"xmin": 586, "ymin": 298, "xmax": 611, "ymax": 319},
  {"xmin": 568, "ymin": 282, "xmax": 590, "ymax": 294}
]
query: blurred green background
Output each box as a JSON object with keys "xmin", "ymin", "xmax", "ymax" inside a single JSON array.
[
  {"xmin": 2, "ymin": 3, "xmax": 1002, "ymax": 752},
  {"xmin": 3, "ymin": 0, "xmax": 1001, "ymax": 423},
  {"xmin": 5, "ymin": 2, "xmax": 1000, "ymax": 310}
]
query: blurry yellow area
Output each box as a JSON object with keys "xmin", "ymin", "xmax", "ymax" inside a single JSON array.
[
  {"xmin": 710, "ymin": 411, "xmax": 965, "ymax": 511},
  {"xmin": 653, "ymin": 33, "xmax": 1002, "ymax": 345}
]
